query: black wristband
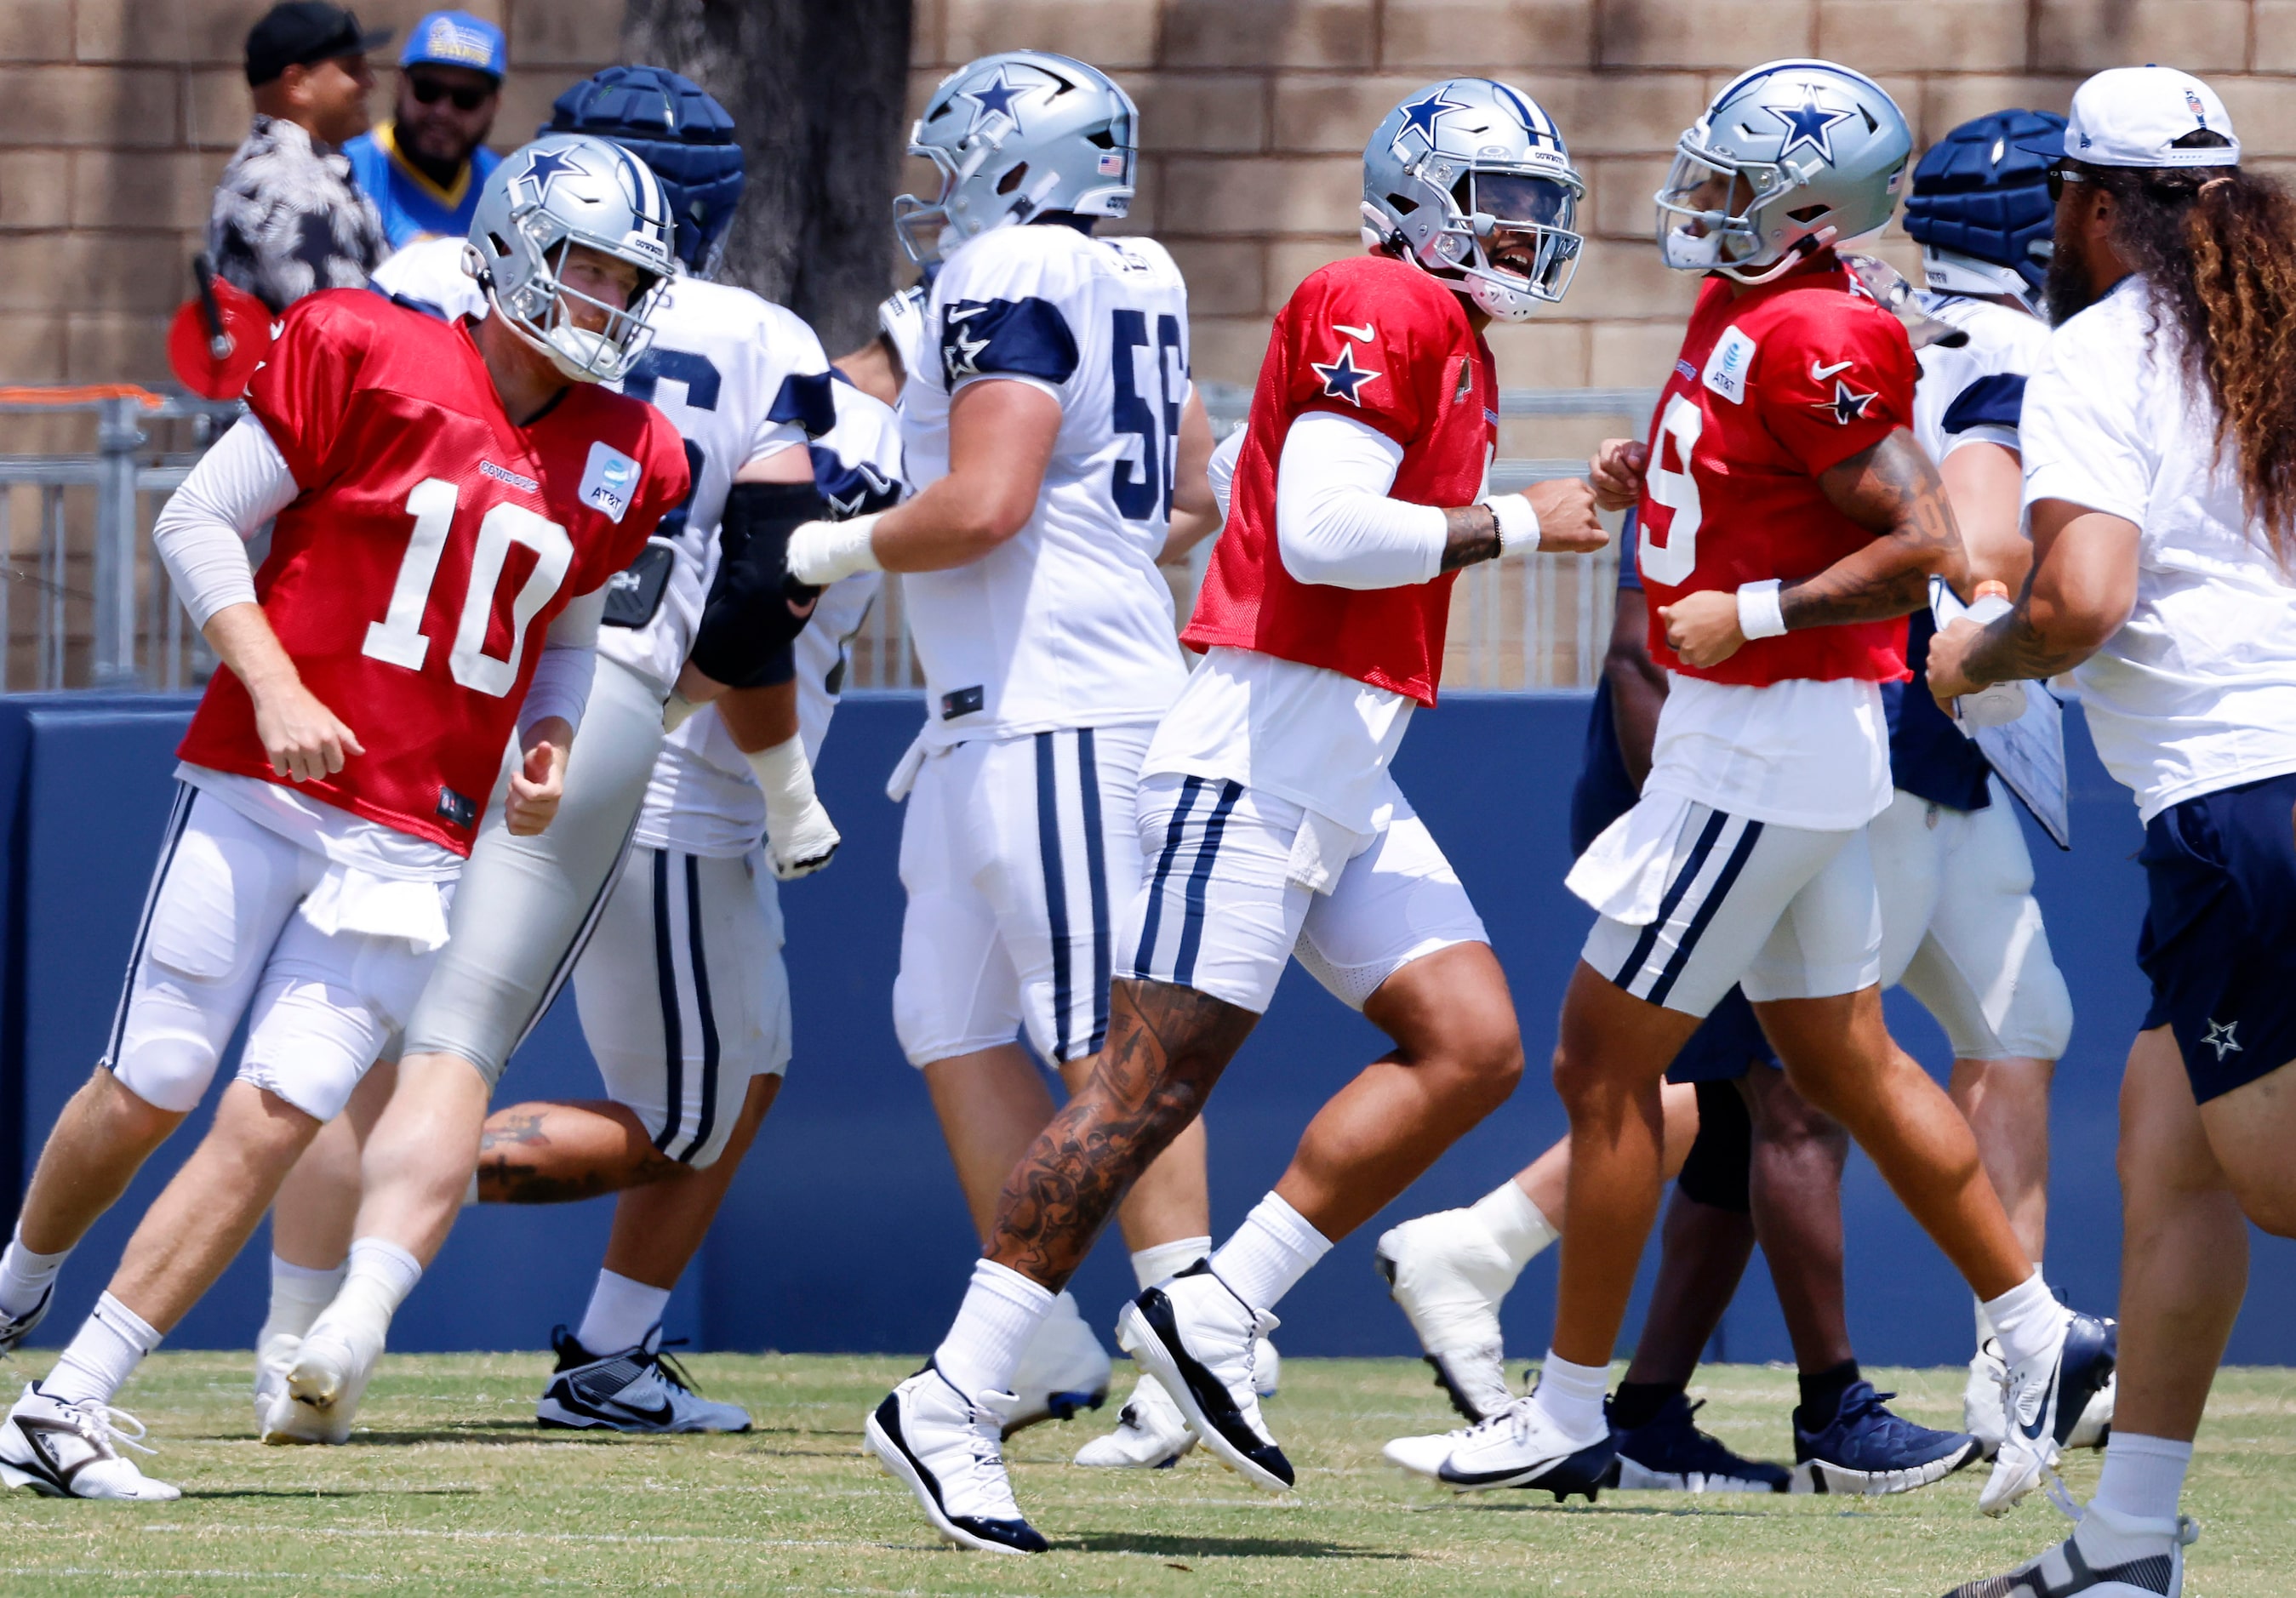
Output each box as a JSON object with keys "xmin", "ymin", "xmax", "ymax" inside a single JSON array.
[{"xmin": 689, "ymin": 480, "xmax": 825, "ymax": 689}]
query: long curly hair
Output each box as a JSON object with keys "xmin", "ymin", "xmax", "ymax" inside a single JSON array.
[{"xmin": 2086, "ymin": 151, "xmax": 2296, "ymax": 560}]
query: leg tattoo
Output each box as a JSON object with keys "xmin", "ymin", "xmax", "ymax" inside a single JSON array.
[{"xmin": 987, "ymin": 978, "xmax": 1257, "ymax": 1287}]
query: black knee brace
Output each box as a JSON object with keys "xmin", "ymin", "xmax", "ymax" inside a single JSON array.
[
  {"xmin": 1675, "ymin": 1077, "xmax": 1754, "ymax": 1213},
  {"xmin": 688, "ymin": 480, "xmax": 826, "ymax": 689}
]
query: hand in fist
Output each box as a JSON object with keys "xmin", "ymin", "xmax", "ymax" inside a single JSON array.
[
  {"xmin": 1529, "ymin": 476, "xmax": 1608, "ymax": 554},
  {"xmin": 1590, "ymin": 438, "xmax": 1649, "ymax": 512}
]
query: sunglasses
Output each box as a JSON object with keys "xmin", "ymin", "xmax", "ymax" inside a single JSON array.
[
  {"xmin": 2045, "ymin": 162, "xmax": 2089, "ymax": 203},
  {"xmin": 408, "ymin": 74, "xmax": 494, "ymax": 112}
]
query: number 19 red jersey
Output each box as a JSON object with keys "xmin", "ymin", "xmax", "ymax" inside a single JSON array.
[
  {"xmin": 177, "ymin": 289, "xmax": 688, "ymax": 853},
  {"xmin": 1636, "ymin": 260, "xmax": 1915, "ymax": 687}
]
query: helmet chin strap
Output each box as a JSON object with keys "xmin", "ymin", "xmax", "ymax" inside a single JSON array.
[{"xmin": 1717, "ymin": 227, "xmax": 1836, "ymax": 286}]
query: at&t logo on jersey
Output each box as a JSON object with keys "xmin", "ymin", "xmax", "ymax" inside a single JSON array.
[
  {"xmin": 580, "ymin": 442, "xmax": 644, "ymax": 522},
  {"xmin": 1701, "ymin": 327, "xmax": 1756, "ymax": 405}
]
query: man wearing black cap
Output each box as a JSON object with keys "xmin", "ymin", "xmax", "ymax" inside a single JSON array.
[{"xmin": 208, "ymin": 3, "xmax": 393, "ymax": 312}]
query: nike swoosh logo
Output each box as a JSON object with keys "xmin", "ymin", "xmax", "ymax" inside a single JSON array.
[
  {"xmin": 1334, "ymin": 322, "xmax": 1375, "ymax": 341},
  {"xmin": 1810, "ymin": 358, "xmax": 1853, "ymax": 380},
  {"xmin": 945, "ymin": 305, "xmax": 985, "ymax": 322}
]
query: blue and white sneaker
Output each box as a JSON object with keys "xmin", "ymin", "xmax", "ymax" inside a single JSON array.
[
  {"xmin": 1385, "ymin": 1394, "xmax": 1615, "ymax": 1499},
  {"xmin": 1983, "ymin": 1311, "xmax": 2117, "ymax": 1516},
  {"xmin": 536, "ymin": 1325, "xmax": 751, "ymax": 1433},
  {"xmin": 1611, "ymin": 1393, "xmax": 1789, "ymax": 1493},
  {"xmin": 1117, "ymin": 1261, "xmax": 1292, "ymax": 1492},
  {"xmin": 864, "ymin": 1362, "xmax": 1048, "ymax": 1555},
  {"xmin": 1792, "ymin": 1380, "xmax": 1982, "ymax": 1495},
  {"xmin": 0, "ymin": 1286, "xmax": 52, "ymax": 1358},
  {"xmin": 1942, "ymin": 1508, "xmax": 2198, "ymax": 1596}
]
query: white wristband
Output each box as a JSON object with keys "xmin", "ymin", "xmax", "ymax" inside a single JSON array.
[
  {"xmin": 1736, "ymin": 579, "xmax": 1788, "ymax": 640},
  {"xmin": 744, "ymin": 733, "xmax": 818, "ymax": 825},
  {"xmin": 787, "ymin": 512, "xmax": 884, "ymax": 585},
  {"xmin": 1482, "ymin": 492, "xmax": 1539, "ymax": 556}
]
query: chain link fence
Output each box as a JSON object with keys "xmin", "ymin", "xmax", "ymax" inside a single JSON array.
[{"xmin": 0, "ymin": 383, "xmax": 1651, "ymax": 696}]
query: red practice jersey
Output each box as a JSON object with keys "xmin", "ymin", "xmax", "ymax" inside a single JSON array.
[
  {"xmin": 1636, "ymin": 260, "xmax": 1916, "ymax": 687},
  {"xmin": 178, "ymin": 290, "xmax": 688, "ymax": 853},
  {"xmin": 1184, "ymin": 254, "xmax": 1494, "ymax": 705}
]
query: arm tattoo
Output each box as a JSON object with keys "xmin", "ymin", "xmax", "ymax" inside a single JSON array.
[
  {"xmin": 1780, "ymin": 431, "xmax": 1967, "ymax": 630},
  {"xmin": 1958, "ymin": 607, "xmax": 2090, "ymax": 686},
  {"xmin": 985, "ymin": 978, "xmax": 1258, "ymax": 1288},
  {"xmin": 1439, "ymin": 504, "xmax": 1503, "ymax": 573}
]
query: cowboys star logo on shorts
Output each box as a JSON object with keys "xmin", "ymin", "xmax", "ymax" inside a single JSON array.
[
  {"xmin": 2202, "ymin": 1018, "xmax": 2242, "ymax": 1060},
  {"xmin": 1812, "ymin": 375, "xmax": 1878, "ymax": 425},
  {"xmin": 1311, "ymin": 343, "xmax": 1382, "ymax": 405}
]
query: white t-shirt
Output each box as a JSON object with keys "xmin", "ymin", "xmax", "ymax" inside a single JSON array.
[
  {"xmin": 901, "ymin": 223, "xmax": 1194, "ymax": 745},
  {"xmin": 369, "ymin": 243, "xmax": 826, "ymax": 693},
  {"xmin": 2019, "ymin": 274, "xmax": 2296, "ymax": 820},
  {"xmin": 635, "ymin": 377, "xmax": 905, "ymax": 857},
  {"xmin": 1912, "ymin": 294, "xmax": 2051, "ymax": 462},
  {"xmin": 1641, "ymin": 675, "xmax": 1893, "ymax": 830}
]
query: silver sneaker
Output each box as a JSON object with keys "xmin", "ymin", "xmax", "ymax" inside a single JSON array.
[
  {"xmin": 536, "ymin": 1325, "xmax": 751, "ymax": 1433},
  {"xmin": 1943, "ymin": 1508, "xmax": 2197, "ymax": 1596},
  {"xmin": 0, "ymin": 1383, "xmax": 179, "ymax": 1500}
]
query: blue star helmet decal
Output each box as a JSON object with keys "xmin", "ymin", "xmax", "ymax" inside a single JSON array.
[
  {"xmin": 962, "ymin": 66, "xmax": 1034, "ymax": 134},
  {"xmin": 1311, "ymin": 343, "xmax": 1383, "ymax": 406},
  {"xmin": 1396, "ymin": 84, "xmax": 1471, "ymax": 146},
  {"xmin": 1812, "ymin": 375, "xmax": 1878, "ymax": 425},
  {"xmin": 511, "ymin": 145, "xmax": 587, "ymax": 208},
  {"xmin": 1767, "ymin": 83, "xmax": 1857, "ymax": 165}
]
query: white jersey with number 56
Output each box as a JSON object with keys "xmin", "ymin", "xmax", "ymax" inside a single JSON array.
[{"xmin": 901, "ymin": 222, "xmax": 1193, "ymax": 745}]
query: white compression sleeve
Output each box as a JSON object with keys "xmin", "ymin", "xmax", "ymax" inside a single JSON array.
[
  {"xmin": 1208, "ymin": 427, "xmax": 1245, "ymax": 523},
  {"xmin": 516, "ymin": 589, "xmax": 604, "ymax": 740},
  {"xmin": 1274, "ymin": 410, "xmax": 1447, "ymax": 590},
  {"xmin": 151, "ymin": 414, "xmax": 299, "ymax": 628}
]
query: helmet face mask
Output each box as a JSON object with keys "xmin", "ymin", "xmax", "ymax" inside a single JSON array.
[
  {"xmin": 1361, "ymin": 78, "xmax": 1586, "ymax": 322},
  {"xmin": 894, "ymin": 51, "xmax": 1138, "ymax": 265},
  {"xmin": 467, "ymin": 133, "xmax": 678, "ymax": 385},
  {"xmin": 1654, "ymin": 61, "xmax": 1910, "ymax": 285}
]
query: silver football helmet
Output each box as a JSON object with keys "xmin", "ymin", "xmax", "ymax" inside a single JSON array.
[
  {"xmin": 1360, "ymin": 78, "xmax": 1585, "ymax": 322},
  {"xmin": 465, "ymin": 133, "xmax": 677, "ymax": 384},
  {"xmin": 893, "ymin": 50, "xmax": 1137, "ymax": 265},
  {"xmin": 1656, "ymin": 60, "xmax": 1911, "ymax": 284}
]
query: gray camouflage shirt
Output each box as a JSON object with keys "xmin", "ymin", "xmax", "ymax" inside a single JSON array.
[{"xmin": 208, "ymin": 116, "xmax": 387, "ymax": 313}]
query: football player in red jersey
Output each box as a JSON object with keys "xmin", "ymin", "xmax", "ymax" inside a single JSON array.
[
  {"xmin": 0, "ymin": 133, "xmax": 688, "ymax": 1500},
  {"xmin": 865, "ymin": 77, "xmax": 1608, "ymax": 1554},
  {"xmin": 1385, "ymin": 60, "xmax": 2112, "ymax": 1515}
]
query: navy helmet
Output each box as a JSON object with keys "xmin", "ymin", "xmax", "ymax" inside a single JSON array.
[
  {"xmin": 545, "ymin": 66, "xmax": 745, "ymax": 277},
  {"xmin": 1902, "ymin": 109, "xmax": 2065, "ymax": 305}
]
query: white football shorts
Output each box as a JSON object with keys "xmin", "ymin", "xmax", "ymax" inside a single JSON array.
[
  {"xmin": 1579, "ymin": 796, "xmax": 1882, "ymax": 1018},
  {"xmin": 571, "ymin": 844, "xmax": 790, "ymax": 1169},
  {"xmin": 1119, "ymin": 772, "xmax": 1488, "ymax": 1016},
  {"xmin": 103, "ymin": 785, "xmax": 445, "ymax": 1124},
  {"xmin": 402, "ymin": 653, "xmax": 663, "ymax": 1087},
  {"xmin": 894, "ymin": 723, "xmax": 1151, "ymax": 1068},
  {"xmin": 1870, "ymin": 779, "xmax": 2073, "ymax": 1061}
]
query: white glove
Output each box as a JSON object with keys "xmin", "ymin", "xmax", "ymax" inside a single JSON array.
[
  {"xmin": 745, "ymin": 734, "xmax": 841, "ymax": 880},
  {"xmin": 787, "ymin": 513, "xmax": 884, "ymax": 586}
]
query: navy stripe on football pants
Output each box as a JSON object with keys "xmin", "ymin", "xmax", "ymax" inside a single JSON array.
[
  {"xmin": 100, "ymin": 781, "xmax": 198, "ymax": 1071},
  {"xmin": 1036, "ymin": 728, "xmax": 1119, "ymax": 1063},
  {"xmin": 1609, "ymin": 810, "xmax": 1766, "ymax": 1004},
  {"xmin": 1132, "ymin": 776, "xmax": 1245, "ymax": 991}
]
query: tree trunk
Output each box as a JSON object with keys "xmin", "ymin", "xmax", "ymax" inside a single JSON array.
[{"xmin": 621, "ymin": 0, "xmax": 916, "ymax": 357}]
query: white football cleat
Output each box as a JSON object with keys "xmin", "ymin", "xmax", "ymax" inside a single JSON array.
[
  {"xmin": 1942, "ymin": 1507, "xmax": 2197, "ymax": 1596},
  {"xmin": 1374, "ymin": 1211, "xmax": 1518, "ymax": 1422},
  {"xmin": 0, "ymin": 1284, "xmax": 54, "ymax": 1357},
  {"xmin": 1073, "ymin": 1371, "xmax": 1195, "ymax": 1469},
  {"xmin": 0, "ymin": 1384, "xmax": 179, "ymax": 1500},
  {"xmin": 864, "ymin": 1363, "xmax": 1047, "ymax": 1555},
  {"xmin": 1383, "ymin": 1394, "xmax": 1614, "ymax": 1500},
  {"xmin": 1253, "ymin": 1335, "xmax": 1281, "ymax": 1399},
  {"xmin": 1965, "ymin": 1338, "xmax": 2009, "ymax": 1459},
  {"xmin": 536, "ymin": 1325, "xmax": 751, "ymax": 1432},
  {"xmin": 1983, "ymin": 1310, "xmax": 2117, "ymax": 1516},
  {"xmin": 254, "ymin": 1325, "xmax": 300, "ymax": 1437},
  {"xmin": 1117, "ymin": 1261, "xmax": 1291, "ymax": 1491},
  {"xmin": 1005, "ymin": 1290, "xmax": 1111, "ymax": 1435},
  {"xmin": 277, "ymin": 1304, "xmax": 387, "ymax": 1446}
]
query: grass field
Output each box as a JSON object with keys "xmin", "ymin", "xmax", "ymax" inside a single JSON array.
[{"xmin": 1, "ymin": 1352, "xmax": 2288, "ymax": 1596}]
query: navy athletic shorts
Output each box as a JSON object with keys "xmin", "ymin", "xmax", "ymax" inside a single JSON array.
[{"xmin": 2135, "ymin": 770, "xmax": 2296, "ymax": 1104}]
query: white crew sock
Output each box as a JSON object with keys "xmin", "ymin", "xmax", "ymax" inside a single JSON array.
[
  {"xmin": 576, "ymin": 1270, "xmax": 672, "ymax": 1355},
  {"xmin": 1982, "ymin": 1270, "xmax": 2070, "ymax": 1373},
  {"xmin": 1131, "ymin": 1236, "xmax": 1213, "ymax": 1293},
  {"xmin": 324, "ymin": 1237, "xmax": 423, "ymax": 1343},
  {"xmin": 1472, "ymin": 1179, "xmax": 1559, "ymax": 1275},
  {"xmin": 0, "ymin": 1226, "xmax": 72, "ymax": 1321},
  {"xmin": 1208, "ymin": 1194, "xmax": 1332, "ymax": 1311},
  {"xmin": 1531, "ymin": 1349, "xmax": 1611, "ymax": 1441},
  {"xmin": 933, "ymin": 1259, "xmax": 1054, "ymax": 1398},
  {"xmin": 42, "ymin": 1293, "xmax": 163, "ymax": 1407},
  {"xmin": 2076, "ymin": 1434, "xmax": 2195, "ymax": 1565},
  {"xmin": 262, "ymin": 1254, "xmax": 347, "ymax": 1344},
  {"xmin": 1973, "ymin": 1261, "xmax": 2037, "ymax": 1349}
]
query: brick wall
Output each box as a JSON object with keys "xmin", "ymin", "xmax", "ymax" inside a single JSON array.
[{"xmin": 3, "ymin": 0, "xmax": 2292, "ymax": 401}]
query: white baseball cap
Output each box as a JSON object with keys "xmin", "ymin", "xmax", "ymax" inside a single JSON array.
[{"xmin": 2027, "ymin": 66, "xmax": 2239, "ymax": 168}]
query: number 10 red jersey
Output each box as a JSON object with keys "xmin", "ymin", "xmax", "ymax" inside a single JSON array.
[{"xmin": 177, "ymin": 290, "xmax": 688, "ymax": 853}]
